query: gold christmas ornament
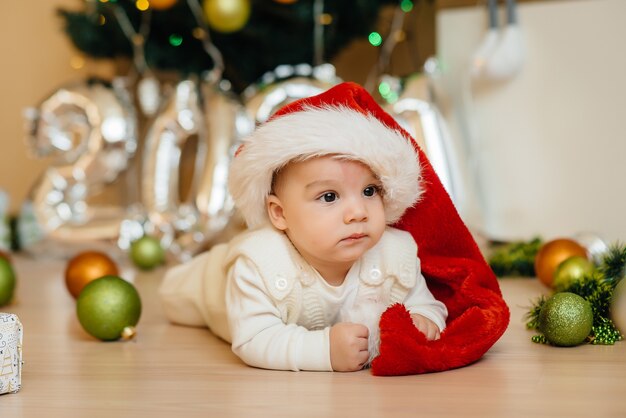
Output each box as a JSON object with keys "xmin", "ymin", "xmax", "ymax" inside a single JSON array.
[
  {"xmin": 534, "ymin": 238, "xmax": 588, "ymax": 288},
  {"xmin": 203, "ymin": 0, "xmax": 251, "ymax": 33},
  {"xmin": 65, "ymin": 251, "xmax": 120, "ymax": 299},
  {"xmin": 552, "ymin": 256, "xmax": 595, "ymax": 291},
  {"xmin": 149, "ymin": 0, "xmax": 178, "ymax": 10}
]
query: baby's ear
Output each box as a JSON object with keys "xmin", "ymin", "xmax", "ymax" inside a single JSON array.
[{"xmin": 266, "ymin": 195, "xmax": 288, "ymax": 231}]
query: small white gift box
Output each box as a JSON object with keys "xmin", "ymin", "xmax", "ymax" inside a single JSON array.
[{"xmin": 0, "ymin": 313, "xmax": 22, "ymax": 395}]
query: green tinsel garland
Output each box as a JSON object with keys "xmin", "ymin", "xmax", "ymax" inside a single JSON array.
[
  {"xmin": 525, "ymin": 244, "xmax": 626, "ymax": 346},
  {"xmin": 598, "ymin": 243, "xmax": 626, "ymax": 286},
  {"xmin": 488, "ymin": 238, "xmax": 542, "ymax": 277}
]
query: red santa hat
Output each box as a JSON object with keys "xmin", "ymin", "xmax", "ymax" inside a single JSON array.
[
  {"xmin": 229, "ymin": 82, "xmax": 510, "ymax": 376},
  {"xmin": 229, "ymin": 102, "xmax": 422, "ymax": 230}
]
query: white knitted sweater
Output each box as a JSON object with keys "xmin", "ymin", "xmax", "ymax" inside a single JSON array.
[{"xmin": 159, "ymin": 227, "xmax": 447, "ymax": 371}]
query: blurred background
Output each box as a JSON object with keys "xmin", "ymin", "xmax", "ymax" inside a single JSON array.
[{"xmin": 1, "ymin": 0, "xmax": 624, "ymax": 260}]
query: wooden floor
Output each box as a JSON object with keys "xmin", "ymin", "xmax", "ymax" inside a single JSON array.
[{"xmin": 2, "ymin": 253, "xmax": 625, "ymax": 417}]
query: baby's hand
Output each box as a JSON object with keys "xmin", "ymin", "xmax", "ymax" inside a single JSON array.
[
  {"xmin": 329, "ymin": 322, "xmax": 369, "ymax": 372},
  {"xmin": 410, "ymin": 314, "xmax": 441, "ymax": 341}
]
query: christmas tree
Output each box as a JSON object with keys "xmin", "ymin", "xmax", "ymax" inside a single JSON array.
[{"xmin": 58, "ymin": 0, "xmax": 407, "ymax": 93}]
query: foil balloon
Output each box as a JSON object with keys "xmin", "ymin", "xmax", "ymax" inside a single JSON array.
[
  {"xmin": 140, "ymin": 78, "xmax": 251, "ymax": 261},
  {"xmin": 20, "ymin": 77, "xmax": 138, "ymax": 256},
  {"xmin": 382, "ymin": 74, "xmax": 461, "ymax": 207},
  {"xmin": 572, "ymin": 231, "xmax": 609, "ymax": 266},
  {"xmin": 243, "ymin": 63, "xmax": 340, "ymax": 124},
  {"xmin": 182, "ymin": 80, "xmax": 252, "ymax": 257}
]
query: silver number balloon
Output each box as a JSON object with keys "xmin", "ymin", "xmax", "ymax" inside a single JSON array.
[
  {"xmin": 243, "ymin": 64, "xmax": 340, "ymax": 124},
  {"xmin": 383, "ymin": 74, "xmax": 461, "ymax": 207},
  {"xmin": 20, "ymin": 77, "xmax": 137, "ymax": 255},
  {"xmin": 138, "ymin": 79, "xmax": 251, "ymax": 261}
]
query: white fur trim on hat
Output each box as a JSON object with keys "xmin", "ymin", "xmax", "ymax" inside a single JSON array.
[{"xmin": 228, "ymin": 106, "xmax": 422, "ymax": 229}]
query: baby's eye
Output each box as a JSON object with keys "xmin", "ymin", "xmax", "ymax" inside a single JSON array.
[
  {"xmin": 363, "ymin": 185, "xmax": 379, "ymax": 197},
  {"xmin": 319, "ymin": 192, "xmax": 337, "ymax": 203}
]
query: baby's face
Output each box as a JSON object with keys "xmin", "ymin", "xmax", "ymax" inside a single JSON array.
[{"xmin": 268, "ymin": 156, "xmax": 386, "ymax": 276}]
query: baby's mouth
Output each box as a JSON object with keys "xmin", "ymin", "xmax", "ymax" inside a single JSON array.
[{"xmin": 342, "ymin": 233, "xmax": 367, "ymax": 242}]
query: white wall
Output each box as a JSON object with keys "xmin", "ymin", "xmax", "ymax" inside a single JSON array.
[{"xmin": 437, "ymin": 0, "xmax": 626, "ymax": 243}]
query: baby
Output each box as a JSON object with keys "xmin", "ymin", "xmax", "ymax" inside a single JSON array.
[{"xmin": 159, "ymin": 82, "xmax": 447, "ymax": 372}]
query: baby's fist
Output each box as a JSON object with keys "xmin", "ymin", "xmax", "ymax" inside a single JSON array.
[{"xmin": 410, "ymin": 314, "xmax": 441, "ymax": 341}]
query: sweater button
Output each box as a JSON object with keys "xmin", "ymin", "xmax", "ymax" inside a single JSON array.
[
  {"xmin": 370, "ymin": 268, "xmax": 382, "ymax": 280},
  {"xmin": 275, "ymin": 276, "xmax": 288, "ymax": 290}
]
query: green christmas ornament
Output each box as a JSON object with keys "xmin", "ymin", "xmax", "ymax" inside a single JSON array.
[
  {"xmin": 553, "ymin": 256, "xmax": 595, "ymax": 290},
  {"xmin": 76, "ymin": 276, "xmax": 142, "ymax": 341},
  {"xmin": 130, "ymin": 235, "xmax": 165, "ymax": 270},
  {"xmin": 539, "ymin": 292, "xmax": 593, "ymax": 346},
  {"xmin": 0, "ymin": 258, "xmax": 16, "ymax": 307}
]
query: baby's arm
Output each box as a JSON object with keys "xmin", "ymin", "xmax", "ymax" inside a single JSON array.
[
  {"xmin": 403, "ymin": 259, "xmax": 448, "ymax": 339},
  {"xmin": 227, "ymin": 257, "xmax": 335, "ymax": 371}
]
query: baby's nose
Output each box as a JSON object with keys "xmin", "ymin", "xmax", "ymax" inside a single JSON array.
[{"xmin": 344, "ymin": 198, "xmax": 368, "ymax": 223}]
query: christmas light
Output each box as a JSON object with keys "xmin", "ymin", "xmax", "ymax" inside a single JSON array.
[
  {"xmin": 319, "ymin": 13, "xmax": 333, "ymax": 25},
  {"xmin": 378, "ymin": 82, "xmax": 391, "ymax": 97},
  {"xmin": 368, "ymin": 32, "xmax": 382, "ymax": 47},
  {"xmin": 192, "ymin": 27, "xmax": 206, "ymax": 40},
  {"xmin": 136, "ymin": 0, "xmax": 149, "ymax": 11},
  {"xmin": 98, "ymin": 15, "xmax": 106, "ymax": 25},
  {"xmin": 378, "ymin": 82, "xmax": 398, "ymax": 104},
  {"xmin": 400, "ymin": 0, "xmax": 413, "ymax": 13},
  {"xmin": 169, "ymin": 34, "xmax": 183, "ymax": 46}
]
